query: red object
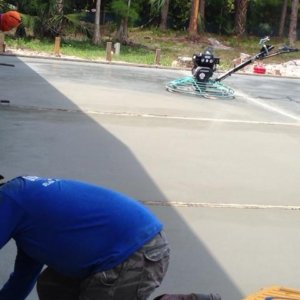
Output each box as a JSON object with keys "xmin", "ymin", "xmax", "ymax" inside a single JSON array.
[
  {"xmin": 0, "ymin": 11, "xmax": 21, "ymax": 32},
  {"xmin": 253, "ymin": 64, "xmax": 266, "ymax": 74}
]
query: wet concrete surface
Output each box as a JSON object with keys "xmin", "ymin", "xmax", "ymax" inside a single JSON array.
[{"xmin": 1, "ymin": 56, "xmax": 300, "ymax": 300}]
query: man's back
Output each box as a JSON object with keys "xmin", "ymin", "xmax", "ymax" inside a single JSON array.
[{"xmin": 0, "ymin": 176, "xmax": 162, "ymax": 277}]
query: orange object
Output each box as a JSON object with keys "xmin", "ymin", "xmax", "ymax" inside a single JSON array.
[
  {"xmin": 244, "ymin": 285, "xmax": 300, "ymax": 300},
  {"xmin": 254, "ymin": 64, "xmax": 266, "ymax": 74},
  {"xmin": 0, "ymin": 11, "xmax": 21, "ymax": 32}
]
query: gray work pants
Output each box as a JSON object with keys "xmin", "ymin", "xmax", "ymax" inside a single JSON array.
[{"xmin": 37, "ymin": 231, "xmax": 170, "ymax": 300}]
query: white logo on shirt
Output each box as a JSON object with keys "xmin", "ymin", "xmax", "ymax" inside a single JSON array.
[
  {"xmin": 42, "ymin": 179, "xmax": 56, "ymax": 187},
  {"xmin": 23, "ymin": 176, "xmax": 40, "ymax": 181},
  {"xmin": 22, "ymin": 176, "xmax": 56, "ymax": 187}
]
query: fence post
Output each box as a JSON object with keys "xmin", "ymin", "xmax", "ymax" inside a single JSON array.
[
  {"xmin": 114, "ymin": 42, "xmax": 121, "ymax": 55},
  {"xmin": 106, "ymin": 42, "xmax": 112, "ymax": 62},
  {"xmin": 155, "ymin": 49, "xmax": 161, "ymax": 65},
  {"xmin": 54, "ymin": 36, "xmax": 61, "ymax": 57},
  {"xmin": 0, "ymin": 33, "xmax": 5, "ymax": 53}
]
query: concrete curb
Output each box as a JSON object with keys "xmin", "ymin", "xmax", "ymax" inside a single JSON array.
[
  {"xmin": 1, "ymin": 52, "xmax": 300, "ymax": 80},
  {"xmin": 0, "ymin": 52, "xmax": 186, "ymax": 71}
]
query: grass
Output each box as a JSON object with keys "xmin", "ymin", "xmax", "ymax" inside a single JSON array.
[
  {"xmin": 4, "ymin": 28, "xmax": 300, "ymax": 70},
  {"xmin": 7, "ymin": 37, "xmax": 55, "ymax": 53}
]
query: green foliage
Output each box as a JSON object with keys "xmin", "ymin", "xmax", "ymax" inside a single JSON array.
[
  {"xmin": 11, "ymin": 1, "xmax": 91, "ymax": 38},
  {"xmin": 63, "ymin": 13, "xmax": 91, "ymax": 37},
  {"xmin": 149, "ymin": 0, "xmax": 164, "ymax": 12},
  {"xmin": 248, "ymin": 0, "xmax": 283, "ymax": 36},
  {"xmin": 111, "ymin": 0, "xmax": 139, "ymax": 24},
  {"xmin": 0, "ymin": 0, "xmax": 17, "ymax": 10},
  {"xmin": 111, "ymin": 0, "xmax": 128, "ymax": 19},
  {"xmin": 167, "ymin": 0, "xmax": 191, "ymax": 30},
  {"xmin": 1, "ymin": 0, "xmax": 299, "ymax": 41},
  {"xmin": 205, "ymin": 0, "xmax": 235, "ymax": 34}
]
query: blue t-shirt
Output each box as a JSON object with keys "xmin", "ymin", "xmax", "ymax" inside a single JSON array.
[{"xmin": 0, "ymin": 176, "xmax": 163, "ymax": 300}]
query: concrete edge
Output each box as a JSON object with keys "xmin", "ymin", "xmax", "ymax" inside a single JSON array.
[{"xmin": 1, "ymin": 52, "xmax": 299, "ymax": 80}]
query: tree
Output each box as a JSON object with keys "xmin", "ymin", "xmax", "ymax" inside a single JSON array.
[
  {"xmin": 279, "ymin": 0, "xmax": 288, "ymax": 37},
  {"xmin": 149, "ymin": 0, "xmax": 170, "ymax": 30},
  {"xmin": 93, "ymin": 0, "xmax": 101, "ymax": 45},
  {"xmin": 288, "ymin": 0, "xmax": 299, "ymax": 46},
  {"xmin": 199, "ymin": 0, "xmax": 205, "ymax": 32},
  {"xmin": 56, "ymin": 0, "xmax": 64, "ymax": 35},
  {"xmin": 234, "ymin": 0, "xmax": 248, "ymax": 36},
  {"xmin": 115, "ymin": 0, "xmax": 130, "ymax": 43},
  {"xmin": 112, "ymin": 0, "xmax": 138, "ymax": 44},
  {"xmin": 159, "ymin": 0, "xmax": 169, "ymax": 30},
  {"xmin": 29, "ymin": 0, "xmax": 63, "ymax": 38},
  {"xmin": 188, "ymin": 0, "xmax": 200, "ymax": 35}
]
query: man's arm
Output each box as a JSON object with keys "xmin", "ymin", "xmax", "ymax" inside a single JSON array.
[{"xmin": 0, "ymin": 247, "xmax": 43, "ymax": 300}]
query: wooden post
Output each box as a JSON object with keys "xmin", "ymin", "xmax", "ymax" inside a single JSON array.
[
  {"xmin": 155, "ymin": 49, "xmax": 161, "ymax": 65},
  {"xmin": 106, "ymin": 42, "xmax": 112, "ymax": 62},
  {"xmin": 54, "ymin": 36, "xmax": 61, "ymax": 57},
  {"xmin": 0, "ymin": 33, "xmax": 6, "ymax": 53}
]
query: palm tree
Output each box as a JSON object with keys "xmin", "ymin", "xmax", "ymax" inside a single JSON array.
[
  {"xmin": 234, "ymin": 0, "xmax": 248, "ymax": 36},
  {"xmin": 288, "ymin": 0, "xmax": 299, "ymax": 46},
  {"xmin": 56, "ymin": 0, "xmax": 64, "ymax": 35},
  {"xmin": 159, "ymin": 0, "xmax": 170, "ymax": 31}
]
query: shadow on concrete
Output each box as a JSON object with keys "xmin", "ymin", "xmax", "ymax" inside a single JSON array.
[{"xmin": 0, "ymin": 55, "xmax": 242, "ymax": 300}]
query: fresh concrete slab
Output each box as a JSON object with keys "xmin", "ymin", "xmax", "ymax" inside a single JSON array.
[{"xmin": 1, "ymin": 56, "xmax": 300, "ymax": 300}]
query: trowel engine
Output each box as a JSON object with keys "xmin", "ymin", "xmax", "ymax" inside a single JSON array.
[{"xmin": 191, "ymin": 48, "xmax": 220, "ymax": 82}]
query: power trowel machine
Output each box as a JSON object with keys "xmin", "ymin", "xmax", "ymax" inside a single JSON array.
[{"xmin": 166, "ymin": 37, "xmax": 299, "ymax": 99}]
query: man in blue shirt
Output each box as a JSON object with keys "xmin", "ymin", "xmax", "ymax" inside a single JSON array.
[{"xmin": 0, "ymin": 175, "xmax": 170, "ymax": 300}]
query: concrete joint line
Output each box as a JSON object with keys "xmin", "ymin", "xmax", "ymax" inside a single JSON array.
[
  {"xmin": 141, "ymin": 201, "xmax": 300, "ymax": 210},
  {"xmin": 1, "ymin": 103, "xmax": 300, "ymax": 127}
]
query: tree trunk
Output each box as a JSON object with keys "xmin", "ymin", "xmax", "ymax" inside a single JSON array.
[
  {"xmin": 56, "ymin": 0, "xmax": 64, "ymax": 36},
  {"xmin": 93, "ymin": 0, "xmax": 101, "ymax": 45},
  {"xmin": 56, "ymin": 0, "xmax": 63, "ymax": 15},
  {"xmin": 279, "ymin": 0, "xmax": 288, "ymax": 37},
  {"xmin": 116, "ymin": 17, "xmax": 129, "ymax": 44},
  {"xmin": 199, "ymin": 0, "xmax": 205, "ymax": 32},
  {"xmin": 288, "ymin": 0, "xmax": 299, "ymax": 46},
  {"xmin": 188, "ymin": 0, "xmax": 200, "ymax": 35},
  {"xmin": 115, "ymin": 0, "xmax": 130, "ymax": 44},
  {"xmin": 159, "ymin": 0, "xmax": 170, "ymax": 31},
  {"xmin": 234, "ymin": 0, "xmax": 248, "ymax": 36}
]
